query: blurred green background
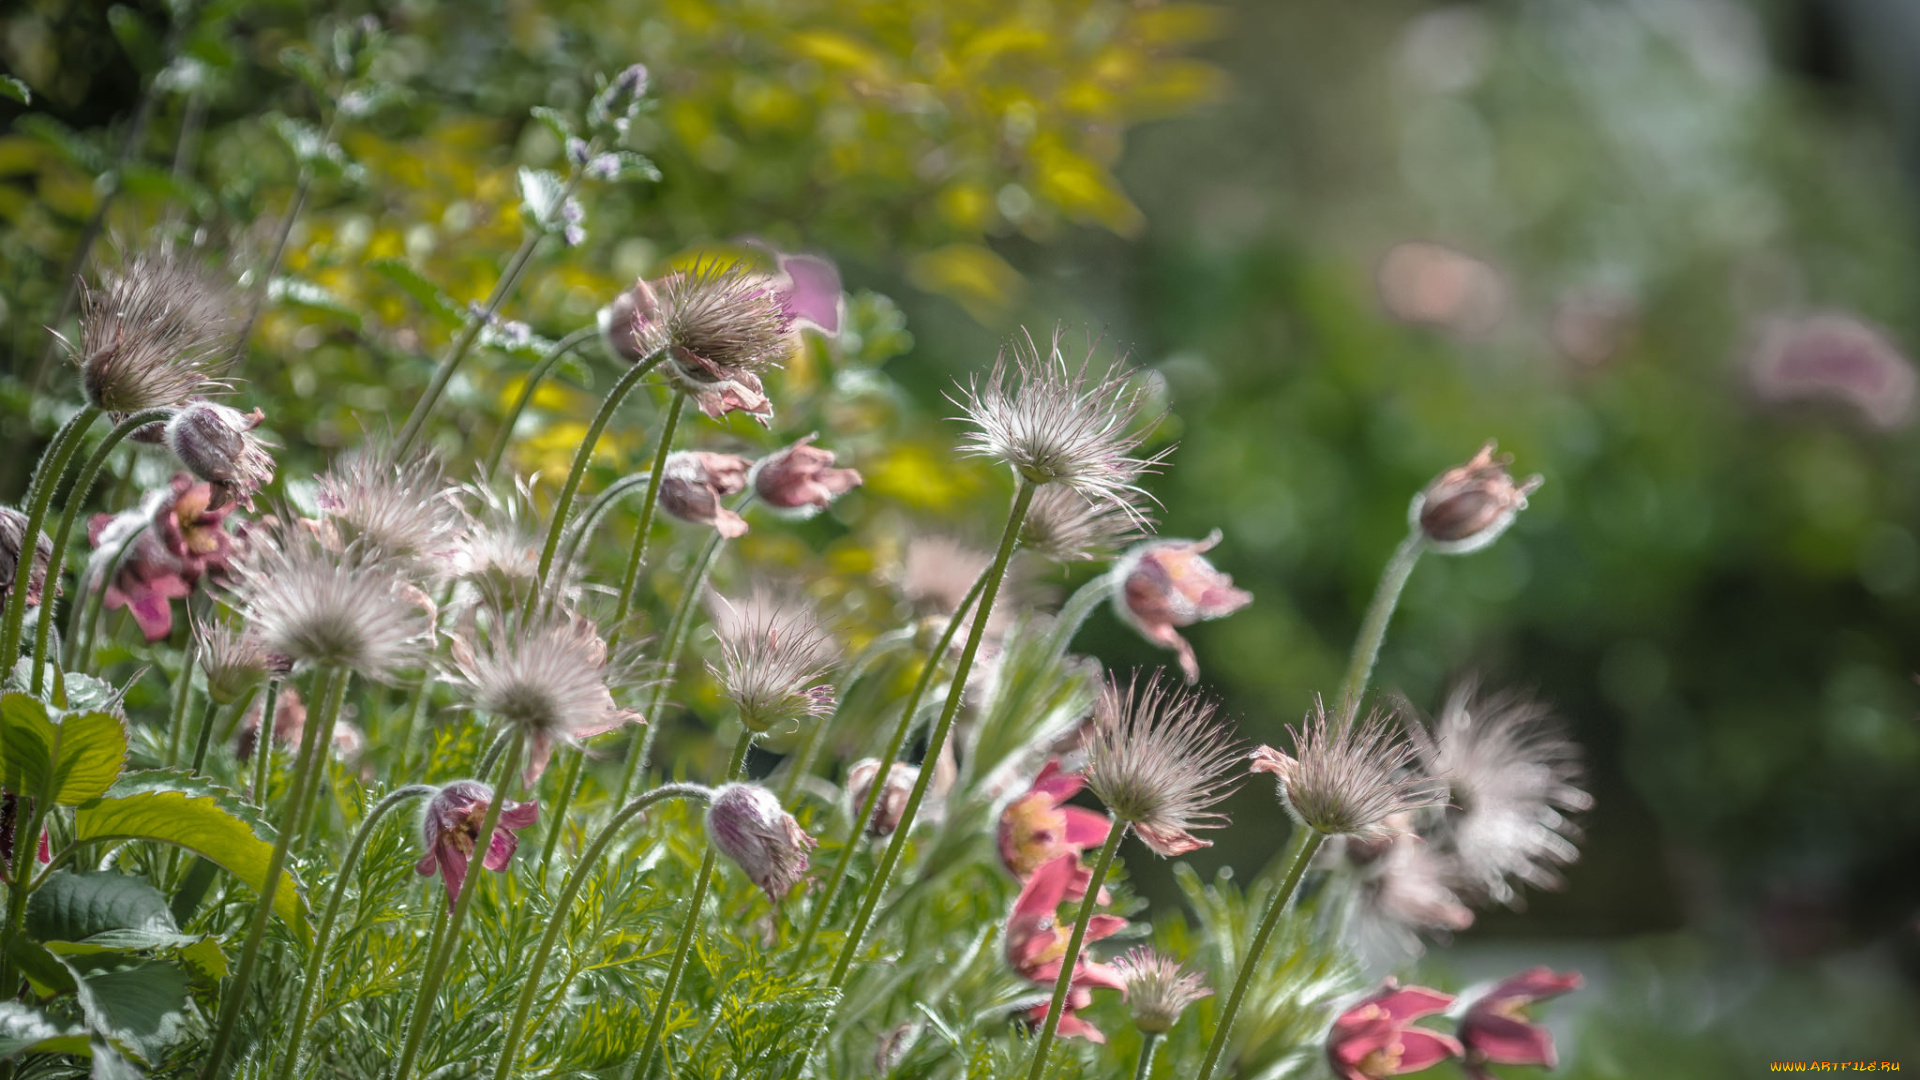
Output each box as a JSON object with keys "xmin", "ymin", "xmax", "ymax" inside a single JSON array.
[{"xmin": 6, "ymin": 0, "xmax": 1920, "ymax": 1073}]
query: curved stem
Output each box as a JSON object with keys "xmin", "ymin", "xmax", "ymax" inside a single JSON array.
[
  {"xmin": 390, "ymin": 731, "xmax": 526, "ymax": 1080},
  {"xmin": 535, "ymin": 750, "xmax": 588, "ymax": 875},
  {"xmin": 1024, "ymin": 817, "xmax": 1124, "ymax": 1080},
  {"xmin": 475, "ymin": 728, "xmax": 514, "ymax": 784},
  {"xmin": 2, "ymin": 405, "xmax": 102, "ymax": 664},
  {"xmin": 249, "ymin": 679, "xmax": 282, "ymax": 806},
  {"xmin": 202, "ymin": 665, "xmax": 343, "ymax": 1080},
  {"xmin": 552, "ymin": 471, "xmax": 654, "ymax": 591},
  {"xmin": 1050, "ymin": 572, "xmax": 1118, "ymax": 658},
  {"xmin": 1133, "ymin": 1032, "xmax": 1161, "ymax": 1080},
  {"xmin": 631, "ymin": 732, "xmax": 752, "ymax": 1080},
  {"xmin": 1334, "ymin": 530, "xmax": 1424, "ymax": 725},
  {"xmin": 71, "ymin": 518, "xmax": 142, "ymax": 673},
  {"xmin": 787, "ymin": 572, "xmax": 988, "ymax": 972},
  {"xmin": 290, "ymin": 669, "xmax": 351, "ymax": 852},
  {"xmin": 828, "ymin": 480, "xmax": 1035, "ymax": 991},
  {"xmin": 602, "ymin": 393, "xmax": 687, "ymax": 635},
  {"xmin": 482, "ymin": 325, "xmax": 598, "ymax": 481},
  {"xmin": 31, "ymin": 407, "xmax": 174, "ymax": 694},
  {"xmin": 165, "ymin": 638, "xmax": 201, "ymax": 768},
  {"xmin": 616, "ymin": 522, "xmax": 726, "ymax": 805},
  {"xmin": 272, "ymin": 784, "xmax": 437, "ymax": 1080},
  {"xmin": 491, "ymin": 784, "xmax": 713, "ymax": 1080},
  {"xmin": 1195, "ymin": 828, "xmax": 1325, "ymax": 1080}
]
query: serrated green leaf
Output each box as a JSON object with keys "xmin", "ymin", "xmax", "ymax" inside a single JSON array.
[
  {"xmin": 530, "ymin": 105, "xmax": 575, "ymax": 141},
  {"xmin": 28, "ymin": 872, "xmax": 180, "ymax": 944},
  {"xmin": 59, "ymin": 955, "xmax": 191, "ymax": 1065},
  {"xmin": 0, "ymin": 691, "xmax": 130, "ymax": 806},
  {"xmin": 268, "ymin": 276, "xmax": 365, "ymax": 330},
  {"xmin": 7, "ymin": 937, "xmax": 77, "ymax": 997},
  {"xmin": 517, "ymin": 166, "xmax": 565, "ymax": 227},
  {"xmin": 367, "ymin": 258, "xmax": 464, "ymax": 328},
  {"xmin": 0, "ymin": 1002, "xmax": 91, "ymax": 1060},
  {"xmin": 173, "ymin": 937, "xmax": 225, "ymax": 983},
  {"xmin": 609, "ymin": 150, "xmax": 660, "ymax": 183},
  {"xmin": 0, "ymin": 76, "xmax": 29, "ymax": 105},
  {"xmin": 74, "ymin": 771, "xmax": 308, "ymax": 941}
]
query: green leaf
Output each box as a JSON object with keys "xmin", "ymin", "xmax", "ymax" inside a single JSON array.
[
  {"xmin": 517, "ymin": 166, "xmax": 566, "ymax": 228},
  {"xmin": 74, "ymin": 771, "xmax": 308, "ymax": 942},
  {"xmin": 0, "ymin": 1002, "xmax": 91, "ymax": 1060},
  {"xmin": 0, "ymin": 76, "xmax": 29, "ymax": 104},
  {"xmin": 367, "ymin": 258, "xmax": 464, "ymax": 328},
  {"xmin": 0, "ymin": 691, "xmax": 130, "ymax": 806},
  {"xmin": 173, "ymin": 938, "xmax": 226, "ymax": 984},
  {"xmin": 6, "ymin": 937, "xmax": 78, "ymax": 997},
  {"xmin": 28, "ymin": 872, "xmax": 181, "ymax": 945},
  {"xmin": 606, "ymin": 150, "xmax": 660, "ymax": 183},
  {"xmin": 13, "ymin": 115, "xmax": 110, "ymax": 173},
  {"xmin": 60, "ymin": 955, "xmax": 191, "ymax": 1065},
  {"xmin": 277, "ymin": 46, "xmax": 326, "ymax": 93},
  {"xmin": 530, "ymin": 105, "xmax": 576, "ymax": 141}
]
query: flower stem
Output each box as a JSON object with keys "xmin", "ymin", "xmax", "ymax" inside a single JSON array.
[
  {"xmin": 492, "ymin": 783, "xmax": 713, "ymax": 1080},
  {"xmin": 1133, "ymin": 1031, "xmax": 1161, "ymax": 1080},
  {"xmin": 482, "ymin": 325, "xmax": 598, "ymax": 481},
  {"xmin": 1195, "ymin": 827, "xmax": 1326, "ymax": 1080},
  {"xmin": 631, "ymin": 732, "xmax": 751, "ymax": 1080},
  {"xmin": 30, "ymin": 406, "xmax": 174, "ymax": 694},
  {"xmin": 188, "ymin": 696, "xmax": 222, "ymax": 776},
  {"xmin": 601, "ymin": 392, "xmax": 686, "ymax": 633},
  {"xmin": 786, "ymin": 571, "xmax": 988, "ymax": 973},
  {"xmin": 1024, "ymin": 816, "xmax": 1125, "ymax": 1080},
  {"xmin": 165, "ymin": 638, "xmax": 201, "ymax": 768},
  {"xmin": 1049, "ymin": 572, "xmax": 1117, "ymax": 658},
  {"xmin": 202, "ymin": 665, "xmax": 344, "ymax": 1080},
  {"xmin": 1, "ymin": 405, "xmax": 102, "ymax": 665},
  {"xmin": 828, "ymin": 480, "xmax": 1036, "ymax": 991},
  {"xmin": 70, "ymin": 518, "xmax": 142, "ymax": 673},
  {"xmin": 551, "ymin": 471, "xmax": 654, "ymax": 594},
  {"xmin": 1334, "ymin": 530, "xmax": 1425, "ymax": 725},
  {"xmin": 273, "ymin": 784, "xmax": 437, "ymax": 1080},
  {"xmin": 249, "ymin": 679, "xmax": 282, "ymax": 805},
  {"xmin": 389, "ymin": 730, "xmax": 527, "ymax": 1080},
  {"xmin": 616, "ymin": 521, "xmax": 726, "ymax": 804}
]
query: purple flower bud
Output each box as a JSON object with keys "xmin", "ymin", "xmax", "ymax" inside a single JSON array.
[
  {"xmin": 705, "ymin": 783, "xmax": 816, "ymax": 905},
  {"xmin": 414, "ymin": 780, "xmax": 539, "ymax": 909},
  {"xmin": 659, "ymin": 451, "xmax": 753, "ymax": 537},
  {"xmin": 566, "ymin": 137, "xmax": 591, "ymax": 166},
  {"xmin": 750, "ymin": 434, "xmax": 862, "ymax": 514},
  {"xmin": 163, "ymin": 401, "xmax": 276, "ymax": 510}
]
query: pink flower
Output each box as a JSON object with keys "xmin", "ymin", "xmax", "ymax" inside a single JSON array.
[
  {"xmin": 1005, "ymin": 854, "xmax": 1128, "ymax": 1042},
  {"xmin": 88, "ymin": 475, "xmax": 241, "ymax": 643},
  {"xmin": 706, "ymin": 783, "xmax": 817, "ymax": 905},
  {"xmin": 997, "ymin": 760, "xmax": 1111, "ymax": 903},
  {"xmin": 1748, "ymin": 312, "xmax": 1916, "ymax": 429},
  {"xmin": 414, "ymin": 780, "xmax": 539, "ymax": 909},
  {"xmin": 1112, "ymin": 530, "xmax": 1251, "ymax": 684},
  {"xmin": 751, "ymin": 434, "xmax": 862, "ymax": 514},
  {"xmin": 1458, "ymin": 967, "xmax": 1582, "ymax": 1079},
  {"xmin": 1327, "ymin": 980, "xmax": 1463, "ymax": 1080},
  {"xmin": 769, "ymin": 251, "xmax": 843, "ymax": 336},
  {"xmin": 658, "ymin": 451, "xmax": 752, "ymax": 538}
]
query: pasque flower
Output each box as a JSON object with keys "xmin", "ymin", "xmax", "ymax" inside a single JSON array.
[
  {"xmin": 1, "ymin": 507, "xmax": 54, "ymax": 609},
  {"xmin": 618, "ymin": 261, "xmax": 794, "ymax": 425},
  {"xmin": 314, "ymin": 448, "xmax": 466, "ymax": 572},
  {"xmin": 1411, "ymin": 442, "xmax": 1542, "ymax": 554},
  {"xmin": 415, "ymin": 780, "xmax": 539, "ymax": 908},
  {"xmin": 74, "ymin": 252, "xmax": 235, "ymax": 414},
  {"xmin": 750, "ymin": 434, "xmax": 862, "ymax": 514},
  {"xmin": 164, "ymin": 400, "xmax": 275, "ymax": 510},
  {"xmin": 1252, "ymin": 702, "xmax": 1446, "ymax": 840},
  {"xmin": 1327, "ymin": 981, "xmax": 1463, "ymax": 1080},
  {"xmin": 706, "ymin": 783, "xmax": 816, "ymax": 904},
  {"xmin": 707, "ymin": 590, "xmax": 837, "ymax": 734},
  {"xmin": 447, "ymin": 611, "xmax": 641, "ymax": 782},
  {"xmin": 1081, "ymin": 671, "xmax": 1243, "ymax": 856},
  {"xmin": 1004, "ymin": 854, "xmax": 1128, "ymax": 1042},
  {"xmin": 658, "ymin": 451, "xmax": 753, "ymax": 538},
  {"xmin": 1111, "ymin": 530, "xmax": 1251, "ymax": 684},
  {"xmin": 1458, "ymin": 967, "xmax": 1582, "ymax": 1079},
  {"xmin": 196, "ymin": 620, "xmax": 282, "ymax": 706},
  {"xmin": 230, "ymin": 522, "xmax": 431, "ymax": 681},
  {"xmin": 998, "ymin": 759, "xmax": 1112, "ymax": 900},
  {"xmin": 1112, "ymin": 947, "xmax": 1212, "ymax": 1035},
  {"xmin": 88, "ymin": 476, "xmax": 241, "ymax": 642},
  {"xmin": 1019, "ymin": 484, "xmax": 1150, "ymax": 563}
]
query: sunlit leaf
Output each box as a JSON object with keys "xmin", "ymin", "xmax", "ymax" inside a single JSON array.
[{"xmin": 0, "ymin": 691, "xmax": 130, "ymax": 806}]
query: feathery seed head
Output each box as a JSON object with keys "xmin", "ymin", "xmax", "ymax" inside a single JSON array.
[
  {"xmin": 708, "ymin": 589, "xmax": 837, "ymax": 734},
  {"xmin": 1112, "ymin": 947, "xmax": 1212, "ymax": 1034},
  {"xmin": 1411, "ymin": 441, "xmax": 1542, "ymax": 555},
  {"xmin": 164, "ymin": 400, "xmax": 275, "ymax": 510},
  {"xmin": 451, "ymin": 479, "xmax": 553, "ymax": 613},
  {"xmin": 75, "ymin": 252, "xmax": 235, "ymax": 413},
  {"xmin": 1253, "ymin": 702, "xmax": 1446, "ymax": 840},
  {"xmin": 447, "ymin": 610, "xmax": 641, "ymax": 783},
  {"xmin": 1081, "ymin": 671, "xmax": 1243, "ymax": 856},
  {"xmin": 1019, "ymin": 484, "xmax": 1151, "ymax": 563},
  {"xmin": 954, "ymin": 327, "xmax": 1167, "ymax": 511},
  {"xmin": 706, "ymin": 783, "xmax": 816, "ymax": 904},
  {"xmin": 659, "ymin": 451, "xmax": 753, "ymax": 537},
  {"xmin": 627, "ymin": 261, "xmax": 794, "ymax": 425},
  {"xmin": 231, "ymin": 523, "xmax": 431, "ymax": 681},
  {"xmin": 315, "ymin": 447, "xmax": 466, "ymax": 571},
  {"xmin": 195, "ymin": 619, "xmax": 283, "ymax": 705}
]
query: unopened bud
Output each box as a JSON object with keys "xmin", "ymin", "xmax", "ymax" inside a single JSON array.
[
  {"xmin": 706, "ymin": 783, "xmax": 816, "ymax": 905},
  {"xmin": 164, "ymin": 401, "xmax": 275, "ymax": 510},
  {"xmin": 845, "ymin": 758, "xmax": 915, "ymax": 837},
  {"xmin": 1410, "ymin": 441, "xmax": 1541, "ymax": 555},
  {"xmin": 659, "ymin": 451, "xmax": 752, "ymax": 538},
  {"xmin": 751, "ymin": 434, "xmax": 862, "ymax": 515}
]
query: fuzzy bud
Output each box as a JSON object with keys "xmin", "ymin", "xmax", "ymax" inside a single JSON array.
[
  {"xmin": 1410, "ymin": 442, "xmax": 1542, "ymax": 555},
  {"xmin": 164, "ymin": 401, "xmax": 276, "ymax": 510},
  {"xmin": 750, "ymin": 434, "xmax": 862, "ymax": 514},
  {"xmin": 659, "ymin": 451, "xmax": 753, "ymax": 537},
  {"xmin": 706, "ymin": 783, "xmax": 816, "ymax": 904},
  {"xmin": 845, "ymin": 758, "xmax": 915, "ymax": 837},
  {"xmin": 1111, "ymin": 531, "xmax": 1251, "ymax": 684},
  {"xmin": 0, "ymin": 506, "xmax": 54, "ymax": 608}
]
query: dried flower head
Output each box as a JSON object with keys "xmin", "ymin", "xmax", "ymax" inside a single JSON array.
[
  {"xmin": 1081, "ymin": 671, "xmax": 1243, "ymax": 856},
  {"xmin": 626, "ymin": 261, "xmax": 794, "ymax": 425},
  {"xmin": 415, "ymin": 780, "xmax": 539, "ymax": 909},
  {"xmin": 659, "ymin": 451, "xmax": 753, "ymax": 537},
  {"xmin": 954, "ymin": 328, "xmax": 1166, "ymax": 514},
  {"xmin": 1112, "ymin": 947, "xmax": 1212, "ymax": 1035},
  {"xmin": 0, "ymin": 506, "xmax": 54, "ymax": 608},
  {"xmin": 164, "ymin": 400, "xmax": 275, "ymax": 509},
  {"xmin": 750, "ymin": 433, "xmax": 862, "ymax": 515},
  {"xmin": 1111, "ymin": 530, "xmax": 1251, "ymax": 683},
  {"xmin": 315, "ymin": 448, "xmax": 466, "ymax": 571},
  {"xmin": 1252, "ymin": 703, "xmax": 1446, "ymax": 840},
  {"xmin": 195, "ymin": 619, "xmax": 281, "ymax": 706},
  {"xmin": 706, "ymin": 782, "xmax": 816, "ymax": 904},
  {"xmin": 1410, "ymin": 685, "xmax": 1591, "ymax": 907},
  {"xmin": 230, "ymin": 524, "xmax": 431, "ymax": 681},
  {"xmin": 1410, "ymin": 442, "xmax": 1542, "ymax": 555},
  {"xmin": 1019, "ymin": 484, "xmax": 1151, "ymax": 563},
  {"xmin": 74, "ymin": 252, "xmax": 235, "ymax": 413},
  {"xmin": 708, "ymin": 590, "xmax": 837, "ymax": 733},
  {"xmin": 1458, "ymin": 967, "xmax": 1582, "ymax": 1080},
  {"xmin": 447, "ymin": 611, "xmax": 641, "ymax": 782}
]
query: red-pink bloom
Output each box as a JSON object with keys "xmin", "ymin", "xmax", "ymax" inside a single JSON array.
[
  {"xmin": 1113, "ymin": 530, "xmax": 1251, "ymax": 684},
  {"xmin": 1005, "ymin": 854, "xmax": 1128, "ymax": 1041},
  {"xmin": 1748, "ymin": 312, "xmax": 1916, "ymax": 429},
  {"xmin": 1327, "ymin": 980, "xmax": 1463, "ymax": 1080},
  {"xmin": 1458, "ymin": 967, "xmax": 1582, "ymax": 1080},
  {"xmin": 751, "ymin": 434, "xmax": 862, "ymax": 514},
  {"xmin": 659, "ymin": 451, "xmax": 752, "ymax": 538},
  {"xmin": 88, "ymin": 475, "xmax": 240, "ymax": 642},
  {"xmin": 414, "ymin": 780, "xmax": 539, "ymax": 909},
  {"xmin": 997, "ymin": 760, "xmax": 1111, "ymax": 902}
]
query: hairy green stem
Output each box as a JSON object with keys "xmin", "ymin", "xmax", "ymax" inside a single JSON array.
[
  {"xmin": 165, "ymin": 638, "xmax": 201, "ymax": 768},
  {"xmin": 1195, "ymin": 828, "xmax": 1326, "ymax": 1080},
  {"xmin": 617, "ymin": 521, "xmax": 726, "ymax": 804},
  {"xmin": 1050, "ymin": 572, "xmax": 1118, "ymax": 658},
  {"xmin": 1024, "ymin": 817, "xmax": 1125, "ymax": 1080},
  {"xmin": 631, "ymin": 732, "xmax": 752, "ymax": 1079},
  {"xmin": 249, "ymin": 679, "xmax": 282, "ymax": 806},
  {"xmin": 1133, "ymin": 1032, "xmax": 1161, "ymax": 1080},
  {"xmin": 188, "ymin": 696, "xmax": 222, "ymax": 776},
  {"xmin": 273, "ymin": 785, "xmax": 437, "ymax": 1080},
  {"xmin": 1, "ymin": 406, "xmax": 102, "ymax": 664},
  {"xmin": 389, "ymin": 731, "xmax": 527, "ymax": 1080},
  {"xmin": 602, "ymin": 393, "xmax": 687, "ymax": 636},
  {"xmin": 290, "ymin": 670, "xmax": 351, "ymax": 852},
  {"xmin": 482, "ymin": 325, "xmax": 598, "ymax": 481},
  {"xmin": 1334, "ymin": 530, "xmax": 1424, "ymax": 725},
  {"xmin": 828, "ymin": 480, "xmax": 1035, "ymax": 990},
  {"xmin": 552, "ymin": 471, "xmax": 653, "ymax": 591},
  {"xmin": 69, "ymin": 515, "xmax": 142, "ymax": 673},
  {"xmin": 492, "ymin": 784, "xmax": 714, "ymax": 1080}
]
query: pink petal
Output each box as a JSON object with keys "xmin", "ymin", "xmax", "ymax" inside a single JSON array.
[
  {"xmin": 521, "ymin": 738, "xmax": 554, "ymax": 787},
  {"xmin": 1050, "ymin": 1009, "xmax": 1106, "ymax": 1044},
  {"xmin": 1482, "ymin": 966, "xmax": 1584, "ymax": 1008},
  {"xmin": 1134, "ymin": 822, "xmax": 1211, "ymax": 857},
  {"xmin": 1395, "ymin": 1028, "xmax": 1465, "ymax": 1071},
  {"xmin": 777, "ymin": 253, "xmax": 842, "ymax": 335},
  {"xmin": 127, "ymin": 593, "xmax": 176, "ymax": 642},
  {"xmin": 415, "ymin": 853, "xmax": 437, "ymax": 876},
  {"xmin": 1464, "ymin": 1014, "xmax": 1556, "ymax": 1067},
  {"xmin": 435, "ymin": 847, "xmax": 469, "ymax": 908},
  {"xmin": 712, "ymin": 508, "xmax": 749, "ymax": 538},
  {"xmin": 1375, "ymin": 984, "xmax": 1456, "ymax": 1024},
  {"xmin": 1014, "ymin": 854, "xmax": 1076, "ymax": 916},
  {"xmin": 1060, "ymin": 807, "xmax": 1109, "ymax": 847},
  {"xmin": 483, "ymin": 825, "xmax": 521, "ymax": 871},
  {"xmin": 1029, "ymin": 760, "xmax": 1085, "ymax": 803},
  {"xmin": 1084, "ymin": 915, "xmax": 1129, "ymax": 944},
  {"xmin": 1073, "ymin": 959, "xmax": 1128, "ymax": 993},
  {"xmin": 499, "ymin": 801, "xmax": 540, "ymax": 830}
]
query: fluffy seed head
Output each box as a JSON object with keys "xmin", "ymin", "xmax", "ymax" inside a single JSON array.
[
  {"xmin": 954, "ymin": 327, "xmax": 1166, "ymax": 514},
  {"xmin": 706, "ymin": 782, "xmax": 817, "ymax": 904},
  {"xmin": 1410, "ymin": 441, "xmax": 1542, "ymax": 555},
  {"xmin": 451, "ymin": 479, "xmax": 552, "ymax": 613},
  {"xmin": 1019, "ymin": 484, "xmax": 1152, "ymax": 563},
  {"xmin": 447, "ymin": 610, "xmax": 641, "ymax": 781},
  {"xmin": 195, "ymin": 619, "xmax": 284, "ymax": 705},
  {"xmin": 230, "ymin": 524, "xmax": 431, "ymax": 681},
  {"xmin": 75, "ymin": 252, "xmax": 235, "ymax": 413},
  {"xmin": 1252, "ymin": 703, "xmax": 1446, "ymax": 840},
  {"xmin": 1112, "ymin": 947, "xmax": 1213, "ymax": 1034},
  {"xmin": 315, "ymin": 447, "xmax": 466, "ymax": 571},
  {"xmin": 164, "ymin": 401, "xmax": 275, "ymax": 509},
  {"xmin": 1081, "ymin": 671, "xmax": 1243, "ymax": 856},
  {"xmin": 708, "ymin": 589, "xmax": 837, "ymax": 734},
  {"xmin": 629, "ymin": 261, "xmax": 794, "ymax": 425}
]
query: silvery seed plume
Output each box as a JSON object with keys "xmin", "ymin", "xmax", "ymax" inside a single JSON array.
[
  {"xmin": 75, "ymin": 251, "xmax": 236, "ymax": 413},
  {"xmin": 953, "ymin": 327, "xmax": 1168, "ymax": 517},
  {"xmin": 1112, "ymin": 946, "xmax": 1213, "ymax": 1034},
  {"xmin": 315, "ymin": 446, "xmax": 467, "ymax": 573},
  {"xmin": 1018, "ymin": 483, "xmax": 1153, "ymax": 563},
  {"xmin": 1409, "ymin": 683, "xmax": 1591, "ymax": 907},
  {"xmin": 447, "ymin": 608, "xmax": 641, "ymax": 781},
  {"xmin": 451, "ymin": 477, "xmax": 554, "ymax": 613},
  {"xmin": 636, "ymin": 259, "xmax": 794, "ymax": 377},
  {"xmin": 1338, "ymin": 825, "xmax": 1475, "ymax": 964},
  {"xmin": 1251, "ymin": 701, "xmax": 1446, "ymax": 840},
  {"xmin": 1082, "ymin": 670, "xmax": 1244, "ymax": 856},
  {"xmin": 708, "ymin": 588, "xmax": 838, "ymax": 735},
  {"xmin": 194, "ymin": 618, "xmax": 284, "ymax": 706},
  {"xmin": 230, "ymin": 523, "xmax": 431, "ymax": 682}
]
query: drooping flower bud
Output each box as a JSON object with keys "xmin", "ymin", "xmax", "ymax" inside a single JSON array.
[
  {"xmin": 164, "ymin": 401, "xmax": 276, "ymax": 510},
  {"xmin": 1410, "ymin": 442, "xmax": 1542, "ymax": 555},
  {"xmin": 414, "ymin": 780, "xmax": 539, "ymax": 908},
  {"xmin": 750, "ymin": 434, "xmax": 862, "ymax": 515},
  {"xmin": 1110, "ymin": 530, "xmax": 1251, "ymax": 684},
  {"xmin": 659, "ymin": 451, "xmax": 753, "ymax": 537},
  {"xmin": 705, "ymin": 783, "xmax": 816, "ymax": 905},
  {"xmin": 845, "ymin": 758, "xmax": 915, "ymax": 837},
  {"xmin": 0, "ymin": 506, "xmax": 54, "ymax": 608}
]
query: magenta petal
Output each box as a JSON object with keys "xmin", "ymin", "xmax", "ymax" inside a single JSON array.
[
  {"xmin": 499, "ymin": 802, "xmax": 540, "ymax": 830},
  {"xmin": 415, "ymin": 853, "xmax": 437, "ymax": 876},
  {"xmin": 127, "ymin": 593, "xmax": 176, "ymax": 642},
  {"xmin": 483, "ymin": 826, "xmax": 520, "ymax": 871},
  {"xmin": 1051, "ymin": 1009, "xmax": 1106, "ymax": 1044},
  {"xmin": 1084, "ymin": 915, "xmax": 1129, "ymax": 944},
  {"xmin": 436, "ymin": 847, "xmax": 468, "ymax": 907},
  {"xmin": 1015, "ymin": 854, "xmax": 1076, "ymax": 916},
  {"xmin": 1029, "ymin": 760, "xmax": 1085, "ymax": 803},
  {"xmin": 1074, "ymin": 960, "xmax": 1128, "ymax": 993},
  {"xmin": 1395, "ymin": 1028, "xmax": 1465, "ymax": 1071},
  {"xmin": 778, "ymin": 253, "xmax": 842, "ymax": 334},
  {"xmin": 1376, "ymin": 985, "xmax": 1456, "ymax": 1024},
  {"xmin": 1465, "ymin": 1013, "xmax": 1557, "ymax": 1067},
  {"xmin": 1060, "ymin": 806, "xmax": 1110, "ymax": 847}
]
